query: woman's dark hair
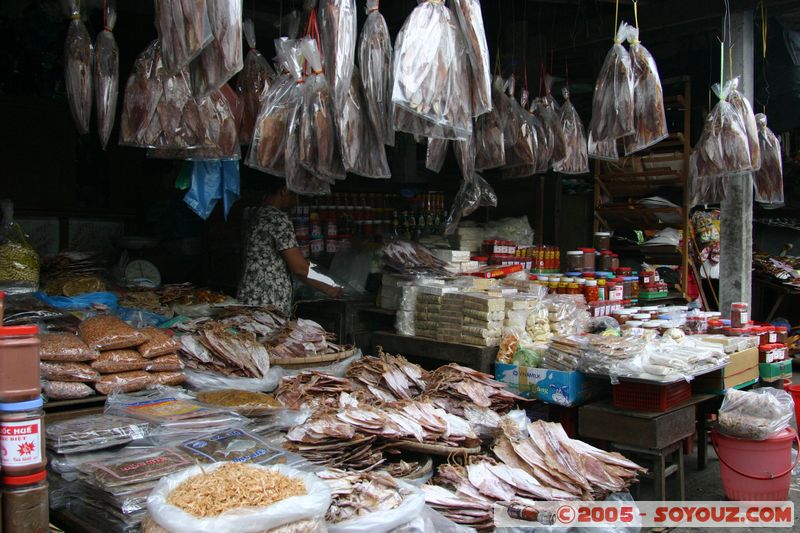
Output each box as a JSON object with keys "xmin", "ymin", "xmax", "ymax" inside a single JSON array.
[{"xmin": 240, "ymin": 166, "xmax": 287, "ymax": 197}]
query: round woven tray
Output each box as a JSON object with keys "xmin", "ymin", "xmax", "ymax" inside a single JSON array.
[
  {"xmin": 387, "ymin": 440, "xmax": 481, "ymax": 457},
  {"xmin": 271, "ymin": 347, "xmax": 358, "ymax": 369}
]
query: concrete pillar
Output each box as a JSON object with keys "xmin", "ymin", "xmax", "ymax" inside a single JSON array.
[{"xmin": 719, "ymin": 9, "xmax": 754, "ymax": 316}]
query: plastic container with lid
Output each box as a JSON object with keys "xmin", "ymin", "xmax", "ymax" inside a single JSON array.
[
  {"xmin": 594, "ymin": 232, "xmax": 611, "ymax": 251},
  {"xmin": 611, "ymin": 253, "xmax": 620, "ymax": 270},
  {"xmin": 730, "ymin": 302, "xmax": 750, "ymax": 328},
  {"xmin": 598, "ymin": 251, "xmax": 614, "ymax": 272},
  {"xmin": 773, "ymin": 326, "xmax": 789, "ymax": 344},
  {"xmin": 584, "ymin": 280, "xmax": 599, "ymax": 302},
  {"xmin": 0, "ymin": 325, "xmax": 40, "ymax": 403},
  {"xmin": 2, "ymin": 470, "xmax": 49, "ymax": 533},
  {"xmin": 623, "ymin": 320, "xmax": 644, "ymax": 329},
  {"xmin": 685, "ymin": 314, "xmax": 709, "ymax": 335},
  {"xmin": 707, "ymin": 319, "xmax": 725, "ymax": 335},
  {"xmin": 566, "ymin": 251, "xmax": 584, "ymax": 272},
  {"xmin": 726, "ymin": 327, "xmax": 751, "ymax": 337},
  {"xmin": 0, "ymin": 398, "xmax": 46, "ymax": 475},
  {"xmin": 759, "ymin": 343, "xmax": 788, "ymax": 363},
  {"xmin": 580, "ymin": 248, "xmax": 596, "ymax": 272}
]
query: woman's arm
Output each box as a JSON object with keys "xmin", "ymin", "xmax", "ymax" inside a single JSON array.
[{"xmin": 281, "ymin": 247, "xmax": 343, "ymax": 297}]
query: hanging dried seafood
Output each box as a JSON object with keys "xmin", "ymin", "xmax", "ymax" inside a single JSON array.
[
  {"xmin": 588, "ymin": 130, "xmax": 619, "ymax": 161},
  {"xmin": 588, "ymin": 23, "xmax": 634, "ymax": 144},
  {"xmin": 623, "ymin": 24, "xmax": 668, "ymax": 155},
  {"xmin": 154, "ymin": 0, "xmax": 212, "ymax": 73},
  {"xmin": 727, "ymin": 77, "xmax": 761, "ymax": 171},
  {"xmin": 451, "ymin": 0, "xmax": 492, "ymax": 117},
  {"xmin": 119, "ymin": 41, "xmax": 163, "ymax": 147},
  {"xmin": 358, "ymin": 0, "xmax": 394, "ymax": 146},
  {"xmin": 691, "ymin": 82, "xmax": 751, "ymax": 179},
  {"xmin": 475, "ymin": 76, "xmax": 506, "ymax": 171},
  {"xmin": 190, "ymin": 0, "xmax": 244, "ymax": 98},
  {"xmin": 339, "ymin": 67, "xmax": 391, "ymax": 178},
  {"xmin": 753, "ymin": 113, "xmax": 784, "ymax": 205},
  {"xmin": 526, "ymin": 93, "xmax": 551, "ymax": 174},
  {"xmin": 426, "ymin": 138, "xmax": 449, "ymax": 173},
  {"xmin": 690, "ymin": 173, "xmax": 727, "ymax": 207},
  {"xmin": 533, "ymin": 96, "xmax": 567, "ymax": 170},
  {"xmin": 236, "ymin": 19, "xmax": 275, "ymax": 145},
  {"xmin": 392, "ymin": 0, "xmax": 472, "ymax": 140},
  {"xmin": 64, "ymin": 0, "xmax": 93, "ymax": 136},
  {"xmin": 319, "ymin": 0, "xmax": 357, "ymax": 112},
  {"xmin": 444, "ymin": 173, "xmax": 497, "ymax": 235},
  {"xmin": 554, "ymin": 87, "xmax": 589, "ymax": 174},
  {"xmin": 95, "ymin": 0, "xmax": 118, "ymax": 150},
  {"xmin": 501, "ymin": 78, "xmax": 537, "ymax": 178}
]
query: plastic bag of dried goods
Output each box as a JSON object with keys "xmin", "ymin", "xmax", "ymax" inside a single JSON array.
[
  {"xmin": 189, "ymin": 0, "xmax": 243, "ymax": 98},
  {"xmin": 454, "ymin": 134, "xmax": 476, "ymax": 179},
  {"xmin": 475, "ymin": 76, "xmax": 506, "ymax": 171},
  {"xmin": 691, "ymin": 81, "xmax": 751, "ymax": 179},
  {"xmin": 64, "ymin": 0, "xmax": 93, "ymax": 135},
  {"xmin": 589, "ymin": 22, "xmax": 634, "ymax": 143},
  {"xmin": 0, "ymin": 201, "xmax": 40, "ymax": 294},
  {"xmin": 444, "ymin": 173, "xmax": 497, "ymax": 235},
  {"xmin": 119, "ymin": 41, "xmax": 164, "ymax": 147},
  {"xmin": 42, "ymin": 380, "xmax": 95, "ymax": 401},
  {"xmin": 727, "ymin": 77, "xmax": 760, "ymax": 171},
  {"xmin": 339, "ymin": 67, "xmax": 391, "ymax": 178},
  {"xmin": 154, "ymin": 0, "xmax": 212, "ymax": 73},
  {"xmin": 501, "ymin": 78, "xmax": 537, "ymax": 178},
  {"xmin": 358, "ymin": 0, "xmax": 394, "ymax": 146},
  {"xmin": 532, "ymin": 96, "xmax": 566, "ymax": 170},
  {"xmin": 718, "ymin": 388, "xmax": 794, "ymax": 440},
  {"xmin": 79, "ymin": 315, "xmax": 148, "ymax": 350},
  {"xmin": 623, "ymin": 24, "xmax": 668, "ymax": 155},
  {"xmin": 588, "ymin": 130, "xmax": 619, "ymax": 161},
  {"xmin": 146, "ymin": 463, "xmax": 332, "ymax": 533},
  {"xmin": 451, "ymin": 0, "xmax": 491, "ymax": 117},
  {"xmin": 690, "ymin": 168, "xmax": 727, "ymax": 206},
  {"xmin": 138, "ymin": 327, "xmax": 181, "ymax": 358},
  {"xmin": 40, "ymin": 361, "xmax": 99, "ymax": 382},
  {"xmin": 426, "ymin": 138, "xmax": 449, "ymax": 173},
  {"xmin": 46, "ymin": 414, "xmax": 149, "ymax": 454},
  {"xmin": 527, "ymin": 94, "xmax": 551, "ymax": 174},
  {"xmin": 392, "ymin": 0, "xmax": 472, "ymax": 140},
  {"xmin": 95, "ymin": 0, "xmax": 119, "ymax": 150},
  {"xmin": 237, "ymin": 18, "xmax": 276, "ymax": 145},
  {"xmin": 320, "ymin": 0, "xmax": 357, "ymax": 113},
  {"xmin": 91, "ymin": 350, "xmax": 149, "ymax": 374},
  {"xmin": 555, "ymin": 87, "xmax": 589, "ymax": 174},
  {"xmin": 94, "ymin": 370, "xmax": 152, "ymax": 395},
  {"xmin": 753, "ymin": 113, "xmax": 784, "ymax": 205}
]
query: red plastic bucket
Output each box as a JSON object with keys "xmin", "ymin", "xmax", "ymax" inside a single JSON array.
[
  {"xmin": 786, "ymin": 384, "xmax": 800, "ymax": 423},
  {"xmin": 711, "ymin": 427, "xmax": 799, "ymax": 501}
]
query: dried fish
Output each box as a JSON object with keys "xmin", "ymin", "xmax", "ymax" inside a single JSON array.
[
  {"xmin": 727, "ymin": 77, "xmax": 761, "ymax": 171},
  {"xmin": 236, "ymin": 18, "xmax": 275, "ymax": 145},
  {"xmin": 190, "ymin": 0, "xmax": 243, "ymax": 98},
  {"xmin": 554, "ymin": 87, "xmax": 589, "ymax": 174},
  {"xmin": 154, "ymin": 0, "xmax": 212, "ymax": 73},
  {"xmin": 451, "ymin": 0, "xmax": 492, "ymax": 117},
  {"xmin": 275, "ymin": 371, "xmax": 353, "ymax": 411},
  {"xmin": 475, "ymin": 76, "xmax": 506, "ymax": 171},
  {"xmin": 501, "ymin": 79, "xmax": 537, "ymax": 178},
  {"xmin": 319, "ymin": 470, "xmax": 413, "ymax": 524},
  {"xmin": 319, "ymin": 0, "xmax": 357, "ymax": 113},
  {"xmin": 623, "ymin": 25, "xmax": 668, "ymax": 155},
  {"xmin": 95, "ymin": 0, "xmax": 119, "ymax": 149},
  {"xmin": 589, "ymin": 23, "xmax": 634, "ymax": 142},
  {"xmin": 753, "ymin": 113, "xmax": 784, "ymax": 205},
  {"xmin": 346, "ymin": 350, "xmax": 428, "ymax": 401},
  {"xmin": 339, "ymin": 66, "xmax": 391, "ymax": 178},
  {"xmin": 532, "ymin": 96, "xmax": 567, "ymax": 170},
  {"xmin": 426, "ymin": 363, "xmax": 521, "ymax": 413},
  {"xmin": 193, "ymin": 323, "xmax": 270, "ymax": 378},
  {"xmin": 691, "ymin": 81, "xmax": 751, "ymax": 179},
  {"xmin": 425, "ymin": 138, "xmax": 449, "ymax": 173},
  {"xmin": 588, "ymin": 130, "xmax": 619, "ymax": 162},
  {"xmin": 382, "ymin": 241, "xmax": 451, "ymax": 277},
  {"xmin": 358, "ymin": 0, "xmax": 394, "ymax": 146},
  {"xmin": 64, "ymin": 0, "xmax": 93, "ymax": 136}
]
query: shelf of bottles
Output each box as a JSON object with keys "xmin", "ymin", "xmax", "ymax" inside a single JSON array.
[{"xmin": 290, "ymin": 192, "xmax": 449, "ymax": 259}]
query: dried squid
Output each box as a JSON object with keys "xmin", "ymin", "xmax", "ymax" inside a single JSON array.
[
  {"xmin": 501, "ymin": 78, "xmax": 536, "ymax": 178},
  {"xmin": 451, "ymin": 0, "xmax": 492, "ymax": 117},
  {"xmin": 236, "ymin": 19, "xmax": 275, "ymax": 145},
  {"xmin": 154, "ymin": 0, "xmax": 212, "ymax": 73},
  {"xmin": 339, "ymin": 67, "xmax": 391, "ymax": 178},
  {"xmin": 119, "ymin": 41, "xmax": 163, "ymax": 147},
  {"xmin": 727, "ymin": 77, "xmax": 761, "ymax": 171},
  {"xmin": 190, "ymin": 0, "xmax": 243, "ymax": 98},
  {"xmin": 554, "ymin": 87, "xmax": 589, "ymax": 175},
  {"xmin": 357, "ymin": 0, "xmax": 394, "ymax": 146},
  {"xmin": 691, "ymin": 82, "xmax": 751, "ymax": 179},
  {"xmin": 94, "ymin": 0, "xmax": 118, "ymax": 149},
  {"xmin": 474, "ymin": 76, "xmax": 506, "ymax": 171},
  {"xmin": 319, "ymin": 0, "xmax": 357, "ymax": 113},
  {"xmin": 532, "ymin": 96, "xmax": 567, "ymax": 170},
  {"xmin": 753, "ymin": 113, "xmax": 784, "ymax": 205},
  {"xmin": 623, "ymin": 25, "xmax": 668, "ymax": 155},
  {"xmin": 588, "ymin": 23, "xmax": 634, "ymax": 143},
  {"xmin": 64, "ymin": 0, "xmax": 93, "ymax": 136}
]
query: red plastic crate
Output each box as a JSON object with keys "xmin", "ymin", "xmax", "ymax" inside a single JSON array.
[{"xmin": 612, "ymin": 380, "xmax": 692, "ymax": 412}]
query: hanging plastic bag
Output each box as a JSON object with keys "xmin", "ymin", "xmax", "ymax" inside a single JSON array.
[
  {"xmin": 119, "ymin": 41, "xmax": 163, "ymax": 147},
  {"xmin": 95, "ymin": 0, "xmax": 118, "ymax": 150},
  {"xmin": 445, "ymin": 173, "xmax": 497, "ymax": 235},
  {"xmin": 319, "ymin": 0, "xmax": 357, "ymax": 112},
  {"xmin": 451, "ymin": 0, "xmax": 492, "ymax": 117},
  {"xmin": 454, "ymin": 134, "xmax": 476, "ymax": 179},
  {"xmin": 589, "ymin": 22, "xmax": 634, "ymax": 143},
  {"xmin": 358, "ymin": 0, "xmax": 394, "ymax": 147},
  {"xmin": 339, "ymin": 67, "xmax": 391, "ymax": 178},
  {"xmin": 727, "ymin": 77, "xmax": 761, "ymax": 171},
  {"xmin": 475, "ymin": 76, "xmax": 506, "ymax": 171},
  {"xmin": 502, "ymin": 77, "xmax": 537, "ymax": 178},
  {"xmin": 183, "ymin": 160, "xmax": 241, "ymax": 220},
  {"xmin": 0, "ymin": 200, "xmax": 40, "ymax": 294},
  {"xmin": 189, "ymin": 0, "xmax": 243, "ymax": 98},
  {"xmin": 718, "ymin": 388, "xmax": 794, "ymax": 440},
  {"xmin": 691, "ymin": 81, "xmax": 751, "ymax": 179},
  {"xmin": 623, "ymin": 24, "xmax": 668, "ymax": 155},
  {"xmin": 526, "ymin": 94, "xmax": 551, "ymax": 174},
  {"xmin": 555, "ymin": 87, "xmax": 589, "ymax": 174},
  {"xmin": 588, "ymin": 130, "xmax": 619, "ymax": 161},
  {"xmin": 64, "ymin": 0, "xmax": 93, "ymax": 135},
  {"xmin": 533, "ymin": 96, "xmax": 566, "ymax": 169},
  {"xmin": 237, "ymin": 19, "xmax": 275, "ymax": 145},
  {"xmin": 426, "ymin": 138, "xmax": 449, "ymax": 173},
  {"xmin": 690, "ymin": 171, "xmax": 727, "ymax": 207},
  {"xmin": 154, "ymin": 0, "xmax": 212, "ymax": 73},
  {"xmin": 392, "ymin": 0, "xmax": 472, "ymax": 140},
  {"xmin": 753, "ymin": 113, "xmax": 784, "ymax": 205}
]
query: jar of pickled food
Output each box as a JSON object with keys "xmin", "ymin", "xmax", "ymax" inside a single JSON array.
[
  {"xmin": 566, "ymin": 251, "xmax": 584, "ymax": 272},
  {"xmin": 584, "ymin": 280, "xmax": 599, "ymax": 302},
  {"xmin": 580, "ymin": 248, "xmax": 596, "ymax": 272},
  {"xmin": 730, "ymin": 302, "xmax": 749, "ymax": 328},
  {"xmin": 598, "ymin": 251, "xmax": 614, "ymax": 272}
]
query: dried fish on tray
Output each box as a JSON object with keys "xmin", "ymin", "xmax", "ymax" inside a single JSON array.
[
  {"xmin": 426, "ymin": 363, "xmax": 522, "ymax": 413},
  {"xmin": 346, "ymin": 350, "xmax": 428, "ymax": 402},
  {"xmin": 154, "ymin": 0, "xmax": 212, "ymax": 73},
  {"xmin": 475, "ymin": 76, "xmax": 506, "ymax": 171},
  {"xmin": 451, "ymin": 0, "xmax": 492, "ymax": 117},
  {"xmin": 319, "ymin": 0, "xmax": 357, "ymax": 112},
  {"xmin": 753, "ymin": 113, "xmax": 784, "ymax": 205},
  {"xmin": 358, "ymin": 0, "xmax": 394, "ymax": 146},
  {"xmin": 189, "ymin": 0, "xmax": 243, "ymax": 98},
  {"xmin": 64, "ymin": 0, "xmax": 93, "ymax": 136},
  {"xmin": 275, "ymin": 371, "xmax": 354, "ymax": 411},
  {"xmin": 236, "ymin": 18, "xmax": 275, "ymax": 145},
  {"xmin": 554, "ymin": 87, "xmax": 589, "ymax": 174},
  {"xmin": 691, "ymin": 81, "xmax": 751, "ymax": 179},
  {"xmin": 623, "ymin": 24, "xmax": 668, "ymax": 155},
  {"xmin": 180, "ymin": 323, "xmax": 270, "ymax": 378},
  {"xmin": 589, "ymin": 23, "xmax": 634, "ymax": 144},
  {"xmin": 95, "ymin": 0, "xmax": 119, "ymax": 150}
]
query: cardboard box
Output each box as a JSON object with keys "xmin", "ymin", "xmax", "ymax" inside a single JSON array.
[
  {"xmin": 691, "ymin": 347, "xmax": 759, "ymax": 394},
  {"xmin": 495, "ymin": 364, "xmax": 607, "ymax": 406},
  {"xmin": 759, "ymin": 360, "xmax": 793, "ymax": 382}
]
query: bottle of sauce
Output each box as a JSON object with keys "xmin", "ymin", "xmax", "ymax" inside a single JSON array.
[{"xmin": 0, "ymin": 398, "xmax": 46, "ymax": 475}]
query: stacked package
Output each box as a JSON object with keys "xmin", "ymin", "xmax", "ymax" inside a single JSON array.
[
  {"xmin": 437, "ymin": 292, "xmax": 466, "ymax": 343},
  {"xmin": 414, "ymin": 291, "xmax": 447, "ymax": 340},
  {"xmin": 460, "ymin": 293, "xmax": 505, "ymax": 346},
  {"xmin": 455, "ymin": 226, "xmax": 485, "ymax": 252},
  {"xmin": 430, "ymin": 248, "xmax": 479, "ymax": 274},
  {"xmin": 395, "ymin": 282, "xmax": 419, "ymax": 337}
]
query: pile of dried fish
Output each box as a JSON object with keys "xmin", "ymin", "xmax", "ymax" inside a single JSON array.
[
  {"xmin": 422, "ymin": 482, "xmax": 494, "ymax": 531},
  {"xmin": 268, "ymin": 317, "xmax": 344, "ymax": 361},
  {"xmin": 236, "ymin": 19, "xmax": 275, "ymax": 145},
  {"xmin": 275, "ymin": 371, "xmax": 354, "ymax": 411},
  {"xmin": 426, "ymin": 363, "xmax": 522, "ymax": 414},
  {"xmin": 154, "ymin": 0, "xmax": 212, "ymax": 72},
  {"xmin": 382, "ymin": 241, "xmax": 451, "ymax": 277},
  {"xmin": 358, "ymin": 0, "xmax": 394, "ymax": 147},
  {"xmin": 319, "ymin": 470, "xmax": 416, "ymax": 524},
  {"xmin": 623, "ymin": 24, "xmax": 668, "ymax": 155},
  {"xmin": 190, "ymin": 0, "xmax": 243, "ymax": 98},
  {"xmin": 64, "ymin": 0, "xmax": 93, "ymax": 135},
  {"xmin": 95, "ymin": 0, "xmax": 119, "ymax": 150},
  {"xmin": 179, "ymin": 323, "xmax": 270, "ymax": 378},
  {"xmin": 753, "ymin": 113, "xmax": 784, "ymax": 205},
  {"xmin": 346, "ymin": 350, "xmax": 428, "ymax": 401},
  {"xmin": 554, "ymin": 87, "xmax": 589, "ymax": 174},
  {"xmin": 285, "ymin": 411, "xmax": 384, "ymax": 470}
]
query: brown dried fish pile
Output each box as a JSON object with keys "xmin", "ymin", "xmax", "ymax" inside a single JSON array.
[
  {"xmin": 94, "ymin": 1, "xmax": 118, "ymax": 149},
  {"xmin": 319, "ymin": 470, "xmax": 412, "ymax": 523},
  {"xmin": 358, "ymin": 0, "xmax": 394, "ymax": 146},
  {"xmin": 236, "ymin": 18, "xmax": 275, "ymax": 145},
  {"xmin": 179, "ymin": 323, "xmax": 270, "ymax": 378},
  {"xmin": 275, "ymin": 371, "xmax": 354, "ymax": 411},
  {"xmin": 64, "ymin": 0, "xmax": 93, "ymax": 136},
  {"xmin": 346, "ymin": 350, "xmax": 428, "ymax": 402},
  {"xmin": 426, "ymin": 363, "xmax": 522, "ymax": 413}
]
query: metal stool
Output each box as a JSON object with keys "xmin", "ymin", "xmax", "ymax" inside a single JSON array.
[{"xmin": 613, "ymin": 441, "xmax": 685, "ymax": 501}]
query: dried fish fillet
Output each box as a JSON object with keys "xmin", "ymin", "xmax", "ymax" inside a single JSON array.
[
  {"xmin": 501, "ymin": 79, "xmax": 536, "ymax": 178},
  {"xmin": 154, "ymin": 0, "xmax": 212, "ymax": 73},
  {"xmin": 753, "ymin": 113, "xmax": 784, "ymax": 205},
  {"xmin": 451, "ymin": 0, "xmax": 492, "ymax": 117},
  {"xmin": 623, "ymin": 25, "xmax": 668, "ymax": 155},
  {"xmin": 589, "ymin": 23, "xmax": 634, "ymax": 142},
  {"xmin": 64, "ymin": 0, "xmax": 93, "ymax": 136},
  {"xmin": 691, "ymin": 82, "xmax": 751, "ymax": 179},
  {"xmin": 475, "ymin": 76, "xmax": 506, "ymax": 171},
  {"xmin": 588, "ymin": 130, "xmax": 619, "ymax": 162},
  {"xmin": 320, "ymin": 0, "xmax": 357, "ymax": 113},
  {"xmin": 358, "ymin": 0, "xmax": 394, "ymax": 146},
  {"xmin": 95, "ymin": 1, "xmax": 118, "ymax": 149},
  {"xmin": 119, "ymin": 41, "xmax": 163, "ymax": 147},
  {"xmin": 727, "ymin": 77, "xmax": 761, "ymax": 171},
  {"xmin": 554, "ymin": 87, "xmax": 589, "ymax": 174},
  {"xmin": 190, "ymin": 0, "xmax": 243, "ymax": 98},
  {"xmin": 237, "ymin": 19, "xmax": 275, "ymax": 145},
  {"xmin": 340, "ymin": 67, "xmax": 391, "ymax": 178}
]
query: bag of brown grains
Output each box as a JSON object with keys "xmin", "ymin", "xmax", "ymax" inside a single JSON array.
[
  {"xmin": 40, "ymin": 333, "xmax": 100, "ymax": 362},
  {"xmin": 92, "ymin": 350, "xmax": 149, "ymax": 374},
  {"xmin": 79, "ymin": 315, "xmax": 148, "ymax": 350},
  {"xmin": 40, "ymin": 361, "xmax": 100, "ymax": 382},
  {"xmin": 138, "ymin": 327, "xmax": 182, "ymax": 358}
]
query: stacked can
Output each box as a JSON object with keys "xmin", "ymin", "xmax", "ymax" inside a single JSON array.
[{"xmin": 0, "ymin": 325, "xmax": 49, "ymax": 532}]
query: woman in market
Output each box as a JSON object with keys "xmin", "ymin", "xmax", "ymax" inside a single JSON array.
[{"xmin": 238, "ymin": 176, "xmax": 341, "ymax": 316}]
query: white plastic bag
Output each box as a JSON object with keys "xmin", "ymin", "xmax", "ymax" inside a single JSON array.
[
  {"xmin": 183, "ymin": 366, "xmax": 284, "ymax": 392},
  {"xmin": 326, "ymin": 479, "xmax": 425, "ymax": 533},
  {"xmin": 146, "ymin": 463, "xmax": 332, "ymax": 533},
  {"xmin": 718, "ymin": 388, "xmax": 795, "ymax": 440}
]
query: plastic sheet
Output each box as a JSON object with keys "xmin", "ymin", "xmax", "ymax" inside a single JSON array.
[
  {"xmin": 189, "ymin": 0, "xmax": 243, "ymax": 98},
  {"xmin": 727, "ymin": 77, "xmax": 760, "ymax": 171},
  {"xmin": 392, "ymin": 0, "xmax": 472, "ymax": 140},
  {"xmin": 444, "ymin": 173, "xmax": 497, "ymax": 235},
  {"xmin": 95, "ymin": 0, "xmax": 119, "ymax": 149},
  {"xmin": 691, "ymin": 81, "xmax": 751, "ymax": 179},
  {"xmin": 339, "ymin": 66, "xmax": 391, "ymax": 178},
  {"xmin": 589, "ymin": 23, "xmax": 634, "ymax": 143},
  {"xmin": 623, "ymin": 25, "xmax": 668, "ymax": 155},
  {"xmin": 46, "ymin": 415, "xmax": 150, "ymax": 454},
  {"xmin": 237, "ymin": 18, "xmax": 275, "ymax": 145},
  {"xmin": 555, "ymin": 87, "xmax": 589, "ymax": 174},
  {"xmin": 64, "ymin": 0, "xmax": 93, "ymax": 136},
  {"xmin": 319, "ymin": 0, "xmax": 357, "ymax": 113},
  {"xmin": 451, "ymin": 0, "xmax": 492, "ymax": 117},
  {"xmin": 183, "ymin": 366, "xmax": 284, "ymax": 393},
  {"xmin": 358, "ymin": 0, "xmax": 394, "ymax": 146},
  {"xmin": 475, "ymin": 76, "xmax": 506, "ymax": 170},
  {"xmin": 719, "ymin": 388, "xmax": 794, "ymax": 440},
  {"xmin": 753, "ymin": 113, "xmax": 784, "ymax": 205},
  {"xmin": 154, "ymin": 0, "xmax": 212, "ymax": 73}
]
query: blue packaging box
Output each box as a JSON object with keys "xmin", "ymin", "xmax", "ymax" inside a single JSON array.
[{"xmin": 495, "ymin": 363, "xmax": 606, "ymax": 406}]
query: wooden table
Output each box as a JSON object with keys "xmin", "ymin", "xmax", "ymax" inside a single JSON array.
[{"xmin": 371, "ymin": 331, "xmax": 498, "ymax": 374}]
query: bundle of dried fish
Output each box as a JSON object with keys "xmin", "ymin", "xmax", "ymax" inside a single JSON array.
[
  {"xmin": 319, "ymin": 0, "xmax": 357, "ymax": 112},
  {"xmin": 119, "ymin": 41, "xmax": 164, "ymax": 147},
  {"xmin": 154, "ymin": 0, "xmax": 212, "ymax": 73},
  {"xmin": 588, "ymin": 130, "xmax": 619, "ymax": 161},
  {"xmin": 346, "ymin": 350, "xmax": 428, "ymax": 402},
  {"xmin": 338, "ymin": 66, "xmax": 391, "ymax": 178},
  {"xmin": 554, "ymin": 87, "xmax": 589, "ymax": 174},
  {"xmin": 426, "ymin": 363, "xmax": 522, "ymax": 413},
  {"xmin": 532, "ymin": 96, "xmax": 566, "ymax": 170},
  {"xmin": 691, "ymin": 82, "xmax": 751, "ymax": 179},
  {"xmin": 319, "ymin": 470, "xmax": 417, "ymax": 524},
  {"xmin": 268, "ymin": 317, "xmax": 344, "ymax": 361},
  {"xmin": 451, "ymin": 0, "xmax": 491, "ymax": 117},
  {"xmin": 502, "ymin": 79, "xmax": 536, "ymax": 178},
  {"xmin": 753, "ymin": 113, "xmax": 784, "ymax": 205},
  {"xmin": 422, "ymin": 483, "xmax": 494, "ymax": 531},
  {"xmin": 64, "ymin": 0, "xmax": 93, "ymax": 135},
  {"xmin": 275, "ymin": 371, "xmax": 353, "ymax": 411},
  {"xmin": 190, "ymin": 0, "xmax": 243, "ymax": 98},
  {"xmin": 358, "ymin": 0, "xmax": 394, "ymax": 146},
  {"xmin": 181, "ymin": 323, "xmax": 270, "ymax": 378},
  {"xmin": 727, "ymin": 77, "xmax": 761, "ymax": 171},
  {"xmin": 623, "ymin": 25, "xmax": 668, "ymax": 155},
  {"xmin": 95, "ymin": 0, "xmax": 118, "ymax": 149},
  {"xmin": 285, "ymin": 411, "xmax": 384, "ymax": 470},
  {"xmin": 475, "ymin": 76, "xmax": 506, "ymax": 171},
  {"xmin": 588, "ymin": 23, "xmax": 634, "ymax": 145},
  {"xmin": 236, "ymin": 19, "xmax": 275, "ymax": 145},
  {"xmin": 690, "ymin": 173, "xmax": 727, "ymax": 206},
  {"xmin": 382, "ymin": 241, "xmax": 451, "ymax": 277},
  {"xmin": 392, "ymin": 0, "xmax": 472, "ymax": 140}
]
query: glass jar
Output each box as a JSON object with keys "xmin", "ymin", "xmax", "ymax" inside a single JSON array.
[
  {"xmin": 621, "ymin": 277, "xmax": 633, "ymax": 300},
  {"xmin": 558, "ymin": 282, "xmax": 568, "ymax": 294},
  {"xmin": 598, "ymin": 251, "xmax": 614, "ymax": 272},
  {"xmin": 2, "ymin": 470, "xmax": 49, "ymax": 533},
  {"xmin": 584, "ymin": 280, "xmax": 599, "ymax": 302},
  {"xmin": 594, "ymin": 232, "xmax": 611, "ymax": 251},
  {"xmin": 580, "ymin": 248, "xmax": 596, "ymax": 272},
  {"xmin": 0, "ymin": 325, "xmax": 40, "ymax": 403},
  {"xmin": 0, "ymin": 398, "xmax": 46, "ymax": 476},
  {"xmin": 566, "ymin": 251, "xmax": 584, "ymax": 272},
  {"xmin": 730, "ymin": 302, "xmax": 749, "ymax": 328},
  {"xmin": 707, "ymin": 319, "xmax": 725, "ymax": 335},
  {"xmin": 685, "ymin": 314, "xmax": 709, "ymax": 335},
  {"xmin": 611, "ymin": 254, "xmax": 620, "ymax": 271}
]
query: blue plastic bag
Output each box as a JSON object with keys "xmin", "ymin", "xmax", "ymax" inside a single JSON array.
[
  {"xmin": 35, "ymin": 291, "xmax": 119, "ymax": 311},
  {"xmin": 183, "ymin": 160, "xmax": 240, "ymax": 220}
]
